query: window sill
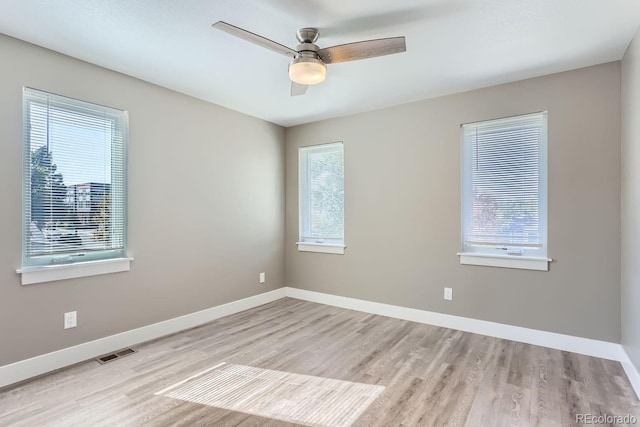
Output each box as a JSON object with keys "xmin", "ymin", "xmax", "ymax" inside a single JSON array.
[
  {"xmin": 297, "ymin": 242, "xmax": 345, "ymax": 255},
  {"xmin": 17, "ymin": 257, "xmax": 133, "ymax": 285},
  {"xmin": 457, "ymin": 253, "xmax": 550, "ymax": 271}
]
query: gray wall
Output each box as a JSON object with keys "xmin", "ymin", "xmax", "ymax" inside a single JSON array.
[
  {"xmin": 0, "ymin": 30, "xmax": 626, "ymax": 369},
  {"xmin": 285, "ymin": 62, "xmax": 621, "ymax": 342},
  {"xmin": 622, "ymin": 29, "xmax": 640, "ymax": 370},
  {"xmin": 0, "ymin": 34, "xmax": 285, "ymax": 367}
]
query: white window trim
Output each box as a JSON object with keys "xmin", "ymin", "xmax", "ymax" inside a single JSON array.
[
  {"xmin": 460, "ymin": 112, "xmax": 548, "ymax": 271},
  {"xmin": 297, "ymin": 242, "xmax": 346, "ymax": 255},
  {"xmin": 298, "ymin": 142, "xmax": 345, "ymax": 254},
  {"xmin": 458, "ymin": 252, "xmax": 550, "ymax": 271},
  {"xmin": 17, "ymin": 257, "xmax": 133, "ymax": 285},
  {"xmin": 22, "ymin": 88, "xmax": 129, "ymax": 279}
]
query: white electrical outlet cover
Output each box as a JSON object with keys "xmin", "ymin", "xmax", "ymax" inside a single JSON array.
[{"xmin": 64, "ymin": 311, "xmax": 77, "ymax": 329}]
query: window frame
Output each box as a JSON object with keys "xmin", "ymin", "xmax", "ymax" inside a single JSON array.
[
  {"xmin": 18, "ymin": 87, "xmax": 131, "ymax": 285},
  {"xmin": 297, "ymin": 142, "xmax": 345, "ymax": 255},
  {"xmin": 458, "ymin": 112, "xmax": 551, "ymax": 271}
]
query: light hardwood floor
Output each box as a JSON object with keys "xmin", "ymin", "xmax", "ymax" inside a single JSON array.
[{"xmin": 1, "ymin": 297, "xmax": 638, "ymax": 426}]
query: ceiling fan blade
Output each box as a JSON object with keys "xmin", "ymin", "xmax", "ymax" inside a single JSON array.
[
  {"xmin": 212, "ymin": 21, "xmax": 298, "ymax": 58},
  {"xmin": 291, "ymin": 82, "xmax": 308, "ymax": 96},
  {"xmin": 318, "ymin": 36, "xmax": 406, "ymax": 64}
]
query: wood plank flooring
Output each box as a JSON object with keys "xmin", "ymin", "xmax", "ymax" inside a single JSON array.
[{"xmin": 0, "ymin": 297, "xmax": 638, "ymax": 426}]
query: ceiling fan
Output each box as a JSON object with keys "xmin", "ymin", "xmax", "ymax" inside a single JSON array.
[{"xmin": 212, "ymin": 21, "xmax": 406, "ymax": 96}]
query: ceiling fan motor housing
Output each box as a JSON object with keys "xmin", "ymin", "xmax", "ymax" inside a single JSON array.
[{"xmin": 296, "ymin": 28, "xmax": 319, "ymax": 43}]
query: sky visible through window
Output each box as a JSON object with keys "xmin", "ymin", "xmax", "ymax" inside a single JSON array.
[{"xmin": 29, "ymin": 103, "xmax": 112, "ymax": 186}]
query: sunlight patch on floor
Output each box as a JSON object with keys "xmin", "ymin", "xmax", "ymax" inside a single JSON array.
[{"xmin": 155, "ymin": 362, "xmax": 385, "ymax": 427}]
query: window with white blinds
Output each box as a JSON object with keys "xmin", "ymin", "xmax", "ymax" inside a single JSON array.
[
  {"xmin": 298, "ymin": 142, "xmax": 344, "ymax": 252},
  {"xmin": 461, "ymin": 112, "xmax": 547, "ymax": 260},
  {"xmin": 22, "ymin": 88, "xmax": 127, "ymax": 268}
]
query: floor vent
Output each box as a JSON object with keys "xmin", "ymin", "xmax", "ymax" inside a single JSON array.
[{"xmin": 96, "ymin": 347, "xmax": 137, "ymax": 364}]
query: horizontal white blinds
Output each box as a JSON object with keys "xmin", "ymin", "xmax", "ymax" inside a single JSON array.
[
  {"xmin": 299, "ymin": 143, "xmax": 344, "ymax": 243},
  {"xmin": 462, "ymin": 112, "xmax": 546, "ymax": 249},
  {"xmin": 23, "ymin": 88, "xmax": 127, "ymax": 266}
]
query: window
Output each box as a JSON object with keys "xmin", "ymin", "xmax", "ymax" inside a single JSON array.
[
  {"xmin": 298, "ymin": 142, "xmax": 345, "ymax": 254},
  {"xmin": 459, "ymin": 112, "xmax": 550, "ymax": 271},
  {"xmin": 19, "ymin": 88, "xmax": 129, "ymax": 284}
]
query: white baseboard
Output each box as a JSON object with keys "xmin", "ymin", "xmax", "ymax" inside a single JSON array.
[
  {"xmin": 620, "ymin": 350, "xmax": 640, "ymax": 400},
  {"xmin": 284, "ymin": 287, "xmax": 640, "ymax": 400},
  {"xmin": 0, "ymin": 288, "xmax": 286, "ymax": 389}
]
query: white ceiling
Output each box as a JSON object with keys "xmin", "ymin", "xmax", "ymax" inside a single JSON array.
[{"xmin": 1, "ymin": 0, "xmax": 639, "ymax": 127}]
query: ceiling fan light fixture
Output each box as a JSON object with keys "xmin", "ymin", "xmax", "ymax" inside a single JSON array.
[{"xmin": 289, "ymin": 56, "xmax": 326, "ymax": 85}]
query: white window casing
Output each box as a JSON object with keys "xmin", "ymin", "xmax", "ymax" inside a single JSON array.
[
  {"xmin": 459, "ymin": 112, "xmax": 550, "ymax": 271},
  {"xmin": 298, "ymin": 142, "xmax": 345, "ymax": 255},
  {"xmin": 19, "ymin": 88, "xmax": 129, "ymax": 284}
]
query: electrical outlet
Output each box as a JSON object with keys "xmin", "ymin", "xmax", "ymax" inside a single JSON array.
[
  {"xmin": 444, "ymin": 287, "xmax": 453, "ymax": 301},
  {"xmin": 64, "ymin": 311, "xmax": 77, "ymax": 329},
  {"xmin": 259, "ymin": 272, "xmax": 265, "ymax": 284}
]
